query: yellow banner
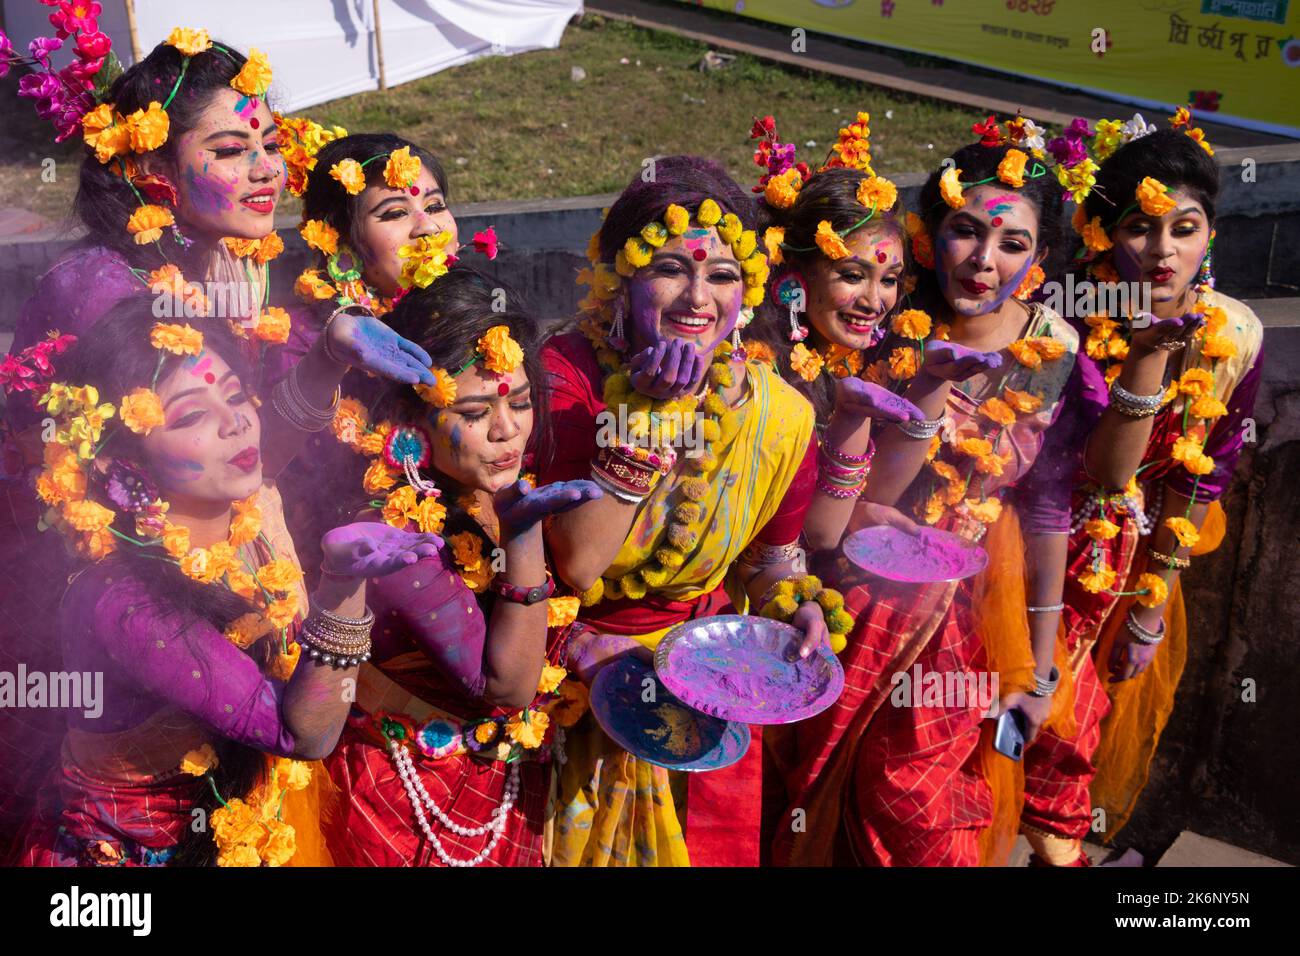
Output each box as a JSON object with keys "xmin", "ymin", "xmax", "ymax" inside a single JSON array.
[{"xmin": 686, "ymin": 0, "xmax": 1300, "ymax": 136}]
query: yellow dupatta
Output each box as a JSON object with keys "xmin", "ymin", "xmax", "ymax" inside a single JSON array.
[{"xmin": 549, "ymin": 360, "xmax": 814, "ymax": 866}]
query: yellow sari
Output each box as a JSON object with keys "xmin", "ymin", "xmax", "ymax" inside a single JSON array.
[{"xmin": 549, "ymin": 360, "xmax": 814, "ymax": 866}]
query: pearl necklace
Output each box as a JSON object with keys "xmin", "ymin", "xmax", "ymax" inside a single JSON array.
[{"xmin": 389, "ymin": 739, "xmax": 521, "ymax": 868}]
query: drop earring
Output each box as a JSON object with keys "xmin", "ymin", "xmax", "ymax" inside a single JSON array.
[
  {"xmin": 1198, "ymin": 230, "xmax": 1215, "ymax": 288},
  {"xmin": 732, "ymin": 306, "xmax": 753, "ymax": 360},
  {"xmin": 608, "ymin": 297, "xmax": 627, "ymax": 350}
]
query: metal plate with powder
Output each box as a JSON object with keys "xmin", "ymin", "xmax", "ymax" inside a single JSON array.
[
  {"xmin": 655, "ymin": 615, "xmax": 845, "ymax": 724},
  {"xmin": 589, "ymin": 655, "xmax": 750, "ymax": 772},
  {"xmin": 842, "ymin": 526, "xmax": 989, "ymax": 583}
]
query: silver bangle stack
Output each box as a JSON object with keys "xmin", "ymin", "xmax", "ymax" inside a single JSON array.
[
  {"xmin": 739, "ymin": 540, "xmax": 804, "ymax": 568},
  {"xmin": 271, "ymin": 364, "xmax": 341, "ymax": 433},
  {"xmin": 1029, "ymin": 666, "xmax": 1060, "ymax": 698},
  {"xmin": 1026, "ymin": 602, "xmax": 1065, "ymax": 614},
  {"xmin": 896, "ymin": 416, "xmax": 945, "ymax": 440},
  {"xmin": 1110, "ymin": 382, "xmax": 1165, "ymax": 418},
  {"xmin": 1125, "ymin": 610, "xmax": 1166, "ymax": 646},
  {"xmin": 299, "ymin": 605, "xmax": 375, "ymax": 667}
]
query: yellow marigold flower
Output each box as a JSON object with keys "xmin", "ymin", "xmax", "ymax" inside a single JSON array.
[
  {"xmin": 887, "ymin": 346, "xmax": 918, "ymax": 380},
  {"xmin": 856, "ymin": 175, "xmax": 898, "ymax": 211},
  {"xmin": 1008, "ymin": 339, "xmax": 1042, "ymax": 369},
  {"xmin": 717, "ymin": 212, "xmax": 743, "ymax": 245},
  {"xmin": 180, "ymin": 547, "xmax": 220, "ymax": 584},
  {"xmin": 414, "ymin": 367, "xmax": 458, "ymax": 408},
  {"xmin": 1165, "ymin": 516, "xmax": 1200, "ymax": 548},
  {"xmin": 179, "ymin": 743, "xmax": 219, "ymax": 777},
  {"xmin": 931, "ymin": 459, "xmax": 961, "ymax": 483},
  {"xmin": 549, "ymin": 679, "xmax": 589, "ymax": 728},
  {"xmin": 996, "ymin": 149, "xmax": 1027, "ymax": 188},
  {"xmin": 977, "ymin": 397, "xmax": 1017, "ymax": 427},
  {"xmin": 1177, "ymin": 368, "xmax": 1215, "ymax": 398},
  {"xmin": 1190, "ymin": 395, "xmax": 1228, "ymax": 420},
  {"xmin": 91, "ymin": 118, "xmax": 131, "ymax": 164},
  {"xmin": 149, "ymin": 322, "xmax": 204, "ymax": 356},
  {"xmin": 759, "ymin": 225, "xmax": 780, "ymax": 264},
  {"xmin": 1171, "ymin": 435, "xmax": 1205, "ymax": 465},
  {"xmin": 789, "ymin": 343, "xmax": 824, "ymax": 382},
  {"xmin": 939, "ymin": 166, "xmax": 965, "ymax": 209},
  {"xmin": 814, "ymin": 220, "xmax": 851, "ymax": 260},
  {"xmin": 547, "ymin": 596, "xmax": 580, "ymax": 629},
  {"xmin": 1200, "ymin": 305, "xmax": 1227, "ymax": 335},
  {"xmin": 965, "ymin": 497, "xmax": 1003, "ymax": 524},
  {"xmin": 211, "ymin": 799, "xmax": 262, "ymax": 851},
  {"xmin": 120, "ymin": 388, "xmax": 165, "ymax": 435},
  {"xmin": 251, "ymin": 231, "xmax": 284, "ymax": 265},
  {"xmin": 331, "ymin": 397, "xmax": 368, "ymax": 446},
  {"xmin": 506, "ymin": 710, "xmax": 549, "ymax": 749},
  {"xmin": 231, "ymin": 47, "xmax": 274, "ymax": 98},
  {"xmin": 892, "ymin": 309, "xmax": 932, "ymax": 339},
  {"xmin": 329, "ymin": 158, "xmax": 366, "ymax": 196},
  {"xmin": 127, "ymin": 204, "xmax": 175, "ymax": 245},
  {"xmin": 733, "ymin": 230, "xmax": 758, "ymax": 260},
  {"xmin": 294, "ymin": 269, "xmax": 335, "ymax": 301},
  {"xmin": 537, "ymin": 664, "xmax": 567, "ymax": 696},
  {"xmin": 957, "ymin": 436, "xmax": 993, "ymax": 458},
  {"xmin": 1079, "ymin": 562, "xmax": 1117, "ymax": 594},
  {"xmin": 1185, "ymin": 451, "xmax": 1215, "ymax": 476},
  {"xmin": 920, "ymin": 491, "xmax": 946, "ymax": 525},
  {"xmin": 217, "ymin": 844, "xmax": 262, "ymax": 868},
  {"xmin": 63, "ymin": 499, "xmax": 114, "ymax": 533},
  {"xmin": 763, "ymin": 167, "xmax": 803, "ymax": 210},
  {"xmin": 256, "ymin": 559, "xmax": 303, "ymax": 595},
  {"xmin": 227, "ymin": 566, "xmax": 259, "ymax": 602},
  {"xmin": 383, "ymin": 145, "xmax": 421, "ymax": 189},
  {"xmin": 415, "ymin": 496, "xmax": 447, "ymax": 535},
  {"xmin": 1029, "ymin": 336, "xmax": 1066, "ymax": 360},
  {"xmin": 1107, "ymin": 336, "xmax": 1130, "ymax": 361},
  {"xmin": 358, "ymin": 427, "xmax": 387, "ymax": 456},
  {"xmin": 299, "ymin": 219, "xmax": 339, "ymax": 257},
  {"xmin": 1171, "ymin": 106, "xmax": 1192, "ymax": 128},
  {"xmin": 267, "ymin": 641, "xmax": 300, "ymax": 680},
  {"xmin": 275, "ymin": 758, "xmax": 313, "ymax": 792},
  {"xmin": 696, "ymin": 199, "xmax": 722, "ymax": 227},
  {"xmin": 474, "ymin": 721, "xmax": 500, "ymax": 744},
  {"xmin": 362, "ymin": 459, "xmax": 399, "ymax": 494},
  {"xmin": 1002, "ymin": 386, "xmax": 1043, "ymax": 414},
  {"xmin": 664, "ymin": 203, "xmax": 691, "ymax": 235},
  {"xmin": 126, "ymin": 102, "xmax": 169, "ymax": 153},
  {"xmin": 162, "ymin": 523, "xmax": 190, "ymax": 558},
  {"xmin": 974, "ymin": 450, "xmax": 1012, "ymax": 477},
  {"xmin": 623, "ymin": 237, "xmax": 653, "ymax": 269},
  {"xmin": 252, "ymin": 306, "xmax": 292, "ymax": 344},
  {"xmin": 166, "ymin": 27, "xmax": 212, "ymax": 56},
  {"xmin": 1106, "ymin": 365, "xmax": 1125, "ymax": 387},
  {"xmin": 1080, "ymin": 216, "xmax": 1112, "ymax": 253},
  {"xmin": 478, "ymin": 325, "xmax": 524, "ymax": 375},
  {"xmin": 1135, "ymin": 573, "xmax": 1170, "ymax": 609},
  {"xmin": 1185, "ymin": 127, "xmax": 1213, "ymax": 157},
  {"xmin": 448, "ymin": 532, "xmax": 484, "ymax": 573},
  {"xmin": 224, "ymin": 612, "xmax": 269, "ymax": 648},
  {"xmin": 265, "ymin": 596, "xmax": 300, "ymax": 632},
  {"xmin": 1200, "ymin": 334, "xmax": 1237, "ymax": 361},
  {"xmin": 1136, "ymin": 177, "xmax": 1176, "ymax": 217},
  {"xmin": 81, "ymin": 103, "xmax": 116, "ymax": 149},
  {"xmin": 1085, "ymin": 517, "xmax": 1120, "ymax": 541},
  {"xmin": 863, "ymin": 359, "xmax": 891, "ymax": 386}
]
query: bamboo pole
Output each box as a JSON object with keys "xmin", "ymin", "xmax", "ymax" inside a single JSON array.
[
  {"xmin": 373, "ymin": 0, "xmax": 387, "ymax": 91},
  {"xmin": 123, "ymin": 0, "xmax": 143, "ymax": 64}
]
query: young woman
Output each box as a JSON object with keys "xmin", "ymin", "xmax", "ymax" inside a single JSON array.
[
  {"xmin": 10, "ymin": 295, "xmax": 440, "ymax": 866},
  {"xmin": 539, "ymin": 155, "xmax": 838, "ymax": 867},
  {"xmin": 319, "ymin": 267, "xmax": 599, "ymax": 866},
  {"xmin": 773, "ymin": 126, "xmax": 1093, "ymax": 867},
  {"xmin": 1019, "ymin": 121, "xmax": 1264, "ymax": 865},
  {"xmin": 272, "ymin": 132, "xmax": 462, "ymax": 580}
]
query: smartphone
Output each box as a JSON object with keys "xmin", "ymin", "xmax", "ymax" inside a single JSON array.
[{"xmin": 993, "ymin": 707, "xmax": 1027, "ymax": 761}]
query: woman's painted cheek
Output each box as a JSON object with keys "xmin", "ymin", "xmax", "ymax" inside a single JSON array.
[
  {"xmin": 627, "ymin": 279, "xmax": 661, "ymax": 348},
  {"xmin": 185, "ymin": 163, "xmax": 237, "ymax": 215},
  {"xmin": 156, "ymin": 452, "xmax": 204, "ymax": 483},
  {"xmin": 1112, "ymin": 241, "xmax": 1142, "ymax": 283}
]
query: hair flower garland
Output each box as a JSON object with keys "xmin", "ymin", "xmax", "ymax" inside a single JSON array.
[
  {"xmin": 383, "ymin": 145, "xmax": 421, "ymax": 190},
  {"xmin": 125, "ymin": 204, "xmax": 174, "ymax": 244},
  {"xmin": 231, "ymin": 47, "xmax": 273, "ymax": 98},
  {"xmin": 165, "ymin": 26, "xmax": 212, "ymax": 57},
  {"xmin": 939, "ymin": 166, "xmax": 965, "ymax": 209},
  {"xmin": 478, "ymin": 326, "xmax": 525, "ymax": 376},
  {"xmin": 150, "ymin": 322, "xmax": 204, "ymax": 356},
  {"xmin": 329, "ymin": 158, "xmax": 366, "ymax": 195},
  {"xmin": 996, "ymin": 149, "xmax": 1028, "ymax": 188},
  {"xmin": 119, "ymin": 387, "xmax": 165, "ymax": 435},
  {"xmin": 300, "ymin": 219, "xmax": 339, "ymax": 256},
  {"xmin": 1136, "ymin": 176, "xmax": 1177, "ymax": 217}
]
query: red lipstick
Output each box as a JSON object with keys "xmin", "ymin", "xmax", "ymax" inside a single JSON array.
[{"xmin": 229, "ymin": 447, "xmax": 260, "ymax": 473}]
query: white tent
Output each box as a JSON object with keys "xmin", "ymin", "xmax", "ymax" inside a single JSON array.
[{"xmin": 2, "ymin": 0, "xmax": 583, "ymax": 112}]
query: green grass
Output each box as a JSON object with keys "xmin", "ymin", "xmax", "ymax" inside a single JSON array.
[{"xmin": 0, "ymin": 14, "xmax": 980, "ymax": 225}]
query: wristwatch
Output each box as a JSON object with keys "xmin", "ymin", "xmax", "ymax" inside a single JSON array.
[{"xmin": 488, "ymin": 575, "xmax": 556, "ymax": 606}]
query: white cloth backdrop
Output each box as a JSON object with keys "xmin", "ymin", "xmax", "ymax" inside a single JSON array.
[{"xmin": 3, "ymin": 0, "xmax": 582, "ymax": 112}]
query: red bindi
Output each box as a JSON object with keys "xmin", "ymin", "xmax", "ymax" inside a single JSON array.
[
  {"xmin": 410, "ymin": 186, "xmax": 420, "ymax": 196},
  {"xmin": 991, "ymin": 216, "xmax": 1003, "ymax": 227},
  {"xmin": 692, "ymin": 248, "xmax": 707, "ymax": 262},
  {"xmin": 249, "ymin": 117, "xmax": 259, "ymax": 129},
  {"xmin": 497, "ymin": 382, "xmax": 509, "ymax": 396},
  {"xmin": 876, "ymin": 251, "xmax": 887, "ymax": 263},
  {"xmin": 204, "ymin": 372, "xmax": 216, "ymax": 384}
]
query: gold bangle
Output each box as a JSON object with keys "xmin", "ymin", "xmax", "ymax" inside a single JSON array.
[{"xmin": 1146, "ymin": 547, "xmax": 1190, "ymax": 570}]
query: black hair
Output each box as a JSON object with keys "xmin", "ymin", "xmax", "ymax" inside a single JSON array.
[
  {"xmin": 301, "ymin": 133, "xmax": 450, "ymax": 260},
  {"xmin": 373, "ymin": 265, "xmax": 551, "ymax": 561},
  {"xmin": 58, "ymin": 294, "xmax": 269, "ymax": 864},
  {"xmin": 755, "ymin": 166, "xmax": 912, "ymax": 422},
  {"xmin": 913, "ymin": 141, "xmax": 1067, "ymax": 316},
  {"xmin": 73, "ymin": 40, "xmax": 251, "ymax": 266},
  {"xmin": 1083, "ymin": 128, "xmax": 1219, "ymax": 230}
]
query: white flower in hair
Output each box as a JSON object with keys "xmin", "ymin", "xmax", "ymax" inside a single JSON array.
[
  {"xmin": 1020, "ymin": 119, "xmax": 1046, "ymax": 152},
  {"xmin": 1121, "ymin": 113, "xmax": 1157, "ymax": 144}
]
